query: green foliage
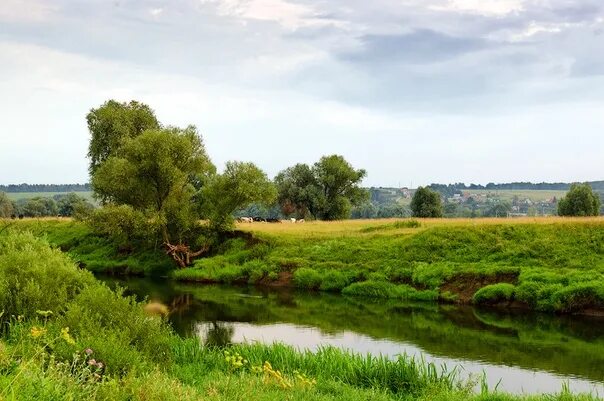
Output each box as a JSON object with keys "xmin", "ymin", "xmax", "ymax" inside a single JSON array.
[
  {"xmin": 202, "ymin": 161, "xmax": 277, "ymax": 231},
  {"xmin": 0, "ymin": 232, "xmax": 95, "ymax": 321},
  {"xmin": 275, "ymin": 155, "xmax": 368, "ymax": 220},
  {"xmin": 342, "ymin": 281, "xmax": 438, "ymax": 301},
  {"xmin": 86, "ymin": 204, "xmax": 155, "ymax": 247},
  {"xmin": 87, "ymin": 99, "xmax": 160, "ymax": 175},
  {"xmin": 473, "ymin": 284, "xmax": 516, "ymax": 305},
  {"xmin": 0, "ymin": 192, "xmax": 13, "ymax": 218},
  {"xmin": 319, "ymin": 270, "xmax": 352, "ymax": 292},
  {"xmin": 558, "ymin": 183, "xmax": 601, "ymax": 216},
  {"xmin": 274, "ymin": 164, "xmax": 317, "ymax": 219},
  {"xmin": 56, "ymin": 193, "xmax": 95, "ymax": 218},
  {"xmin": 410, "ymin": 187, "xmax": 443, "ymax": 218},
  {"xmin": 92, "ymin": 126, "xmax": 215, "ymax": 244},
  {"xmin": 293, "ymin": 268, "xmax": 323, "ymax": 290},
  {"xmin": 0, "ymin": 232, "xmax": 601, "ymax": 400}
]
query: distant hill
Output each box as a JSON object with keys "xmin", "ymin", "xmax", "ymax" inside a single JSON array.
[{"xmin": 0, "ymin": 183, "xmax": 91, "ymax": 193}]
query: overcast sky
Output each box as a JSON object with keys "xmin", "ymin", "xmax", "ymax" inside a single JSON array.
[{"xmin": 1, "ymin": 0, "xmax": 603, "ymax": 187}]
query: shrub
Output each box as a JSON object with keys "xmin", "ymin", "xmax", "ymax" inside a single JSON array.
[
  {"xmin": 0, "ymin": 232, "xmax": 95, "ymax": 321},
  {"xmin": 59, "ymin": 284, "xmax": 173, "ymax": 375},
  {"xmin": 472, "ymin": 283, "xmax": 516, "ymax": 305},
  {"xmin": 550, "ymin": 283, "xmax": 604, "ymax": 313},
  {"xmin": 293, "ymin": 268, "xmax": 322, "ymax": 290},
  {"xmin": 243, "ymin": 260, "xmax": 276, "ymax": 284},
  {"xmin": 319, "ymin": 270, "xmax": 351, "ymax": 292}
]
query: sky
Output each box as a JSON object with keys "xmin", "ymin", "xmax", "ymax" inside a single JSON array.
[{"xmin": 0, "ymin": 0, "xmax": 603, "ymax": 187}]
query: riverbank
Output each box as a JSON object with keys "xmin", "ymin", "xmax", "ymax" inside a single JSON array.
[
  {"xmin": 0, "ymin": 231, "xmax": 600, "ymax": 400},
  {"xmin": 7, "ymin": 217, "xmax": 604, "ymax": 314}
]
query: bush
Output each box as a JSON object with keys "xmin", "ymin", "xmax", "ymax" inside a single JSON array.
[
  {"xmin": 59, "ymin": 285, "xmax": 173, "ymax": 375},
  {"xmin": 319, "ymin": 270, "xmax": 351, "ymax": 292},
  {"xmin": 293, "ymin": 268, "xmax": 322, "ymax": 290},
  {"xmin": 550, "ymin": 283, "xmax": 604, "ymax": 313},
  {"xmin": 472, "ymin": 283, "xmax": 516, "ymax": 305},
  {"xmin": 0, "ymin": 232, "xmax": 95, "ymax": 321}
]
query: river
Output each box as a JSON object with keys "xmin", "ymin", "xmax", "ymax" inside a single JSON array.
[{"xmin": 101, "ymin": 277, "xmax": 604, "ymax": 395}]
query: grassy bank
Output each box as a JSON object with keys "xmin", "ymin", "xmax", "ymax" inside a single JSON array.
[
  {"xmin": 173, "ymin": 217, "xmax": 604, "ymax": 313},
  {"xmin": 0, "ymin": 231, "xmax": 599, "ymax": 400},
  {"xmin": 6, "ymin": 217, "xmax": 604, "ymax": 313}
]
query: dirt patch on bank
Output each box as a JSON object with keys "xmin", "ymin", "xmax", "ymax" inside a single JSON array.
[
  {"xmin": 440, "ymin": 272, "xmax": 519, "ymax": 304},
  {"xmin": 260, "ymin": 271, "xmax": 294, "ymax": 288}
]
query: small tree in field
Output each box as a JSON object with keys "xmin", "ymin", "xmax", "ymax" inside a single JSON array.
[
  {"xmin": 410, "ymin": 187, "xmax": 443, "ymax": 218},
  {"xmin": 558, "ymin": 183, "xmax": 601, "ymax": 216}
]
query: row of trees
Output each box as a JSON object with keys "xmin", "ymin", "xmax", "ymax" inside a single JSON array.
[
  {"xmin": 85, "ymin": 100, "xmax": 374, "ymax": 266},
  {"xmin": 0, "ymin": 192, "xmax": 94, "ymax": 218}
]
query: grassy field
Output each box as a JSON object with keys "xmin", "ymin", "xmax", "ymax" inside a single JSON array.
[
  {"xmin": 461, "ymin": 189, "xmax": 566, "ymax": 202},
  {"xmin": 0, "ymin": 231, "xmax": 599, "ymax": 400},
  {"xmin": 175, "ymin": 217, "xmax": 604, "ymax": 313},
  {"xmin": 5, "ymin": 191, "xmax": 95, "ymax": 201},
  {"xmin": 6, "ymin": 216, "xmax": 604, "ymax": 313}
]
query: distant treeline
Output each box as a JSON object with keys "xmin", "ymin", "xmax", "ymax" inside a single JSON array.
[{"xmin": 0, "ymin": 183, "xmax": 91, "ymax": 193}]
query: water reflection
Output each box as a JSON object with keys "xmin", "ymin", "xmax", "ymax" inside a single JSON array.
[{"xmin": 101, "ymin": 276, "xmax": 604, "ymax": 395}]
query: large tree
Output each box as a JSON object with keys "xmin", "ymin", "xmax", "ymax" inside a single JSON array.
[
  {"xmin": 87, "ymin": 100, "xmax": 160, "ymax": 175},
  {"xmin": 410, "ymin": 187, "xmax": 443, "ymax": 218},
  {"xmin": 91, "ymin": 126, "xmax": 215, "ymax": 266},
  {"xmin": 275, "ymin": 155, "xmax": 367, "ymax": 220},
  {"xmin": 558, "ymin": 183, "xmax": 601, "ymax": 216},
  {"xmin": 274, "ymin": 164, "xmax": 318, "ymax": 219},
  {"xmin": 202, "ymin": 161, "xmax": 277, "ymax": 231}
]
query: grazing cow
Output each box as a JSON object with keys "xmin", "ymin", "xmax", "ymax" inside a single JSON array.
[
  {"xmin": 266, "ymin": 218, "xmax": 281, "ymax": 223},
  {"xmin": 290, "ymin": 218, "xmax": 296, "ymax": 223},
  {"xmin": 297, "ymin": 219, "xmax": 305, "ymax": 223},
  {"xmin": 253, "ymin": 217, "xmax": 266, "ymax": 222},
  {"xmin": 238, "ymin": 217, "xmax": 253, "ymax": 223},
  {"xmin": 18, "ymin": 214, "xmax": 24, "ymax": 220}
]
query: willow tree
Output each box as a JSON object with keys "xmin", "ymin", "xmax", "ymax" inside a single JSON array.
[{"xmin": 91, "ymin": 126, "xmax": 216, "ymax": 267}]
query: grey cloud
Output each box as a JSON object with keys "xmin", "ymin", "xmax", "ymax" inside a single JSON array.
[{"xmin": 340, "ymin": 30, "xmax": 487, "ymax": 64}]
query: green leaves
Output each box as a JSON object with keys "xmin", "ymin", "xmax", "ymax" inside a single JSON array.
[
  {"xmin": 275, "ymin": 155, "xmax": 368, "ymax": 220},
  {"xmin": 410, "ymin": 187, "xmax": 443, "ymax": 218},
  {"xmin": 202, "ymin": 161, "xmax": 277, "ymax": 231},
  {"xmin": 558, "ymin": 183, "xmax": 601, "ymax": 217}
]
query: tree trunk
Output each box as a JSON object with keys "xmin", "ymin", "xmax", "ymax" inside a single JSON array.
[{"xmin": 164, "ymin": 242, "xmax": 209, "ymax": 268}]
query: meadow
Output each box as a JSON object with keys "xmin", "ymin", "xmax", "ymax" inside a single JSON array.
[
  {"xmin": 7, "ymin": 216, "xmax": 604, "ymax": 314},
  {"xmin": 0, "ymin": 230, "xmax": 600, "ymax": 400},
  {"xmin": 5, "ymin": 191, "xmax": 94, "ymax": 202}
]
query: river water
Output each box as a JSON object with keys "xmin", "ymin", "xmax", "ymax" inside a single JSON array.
[{"xmin": 101, "ymin": 277, "xmax": 604, "ymax": 395}]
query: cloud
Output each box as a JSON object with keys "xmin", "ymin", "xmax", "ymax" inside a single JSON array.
[
  {"xmin": 429, "ymin": 0, "xmax": 525, "ymax": 16},
  {"xmin": 342, "ymin": 30, "xmax": 486, "ymax": 64},
  {"xmin": 1, "ymin": 0, "xmax": 604, "ymax": 185}
]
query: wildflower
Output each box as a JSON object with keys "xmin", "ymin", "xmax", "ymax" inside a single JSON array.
[
  {"xmin": 85, "ymin": 348, "xmax": 93, "ymax": 356},
  {"xmin": 61, "ymin": 327, "xmax": 75, "ymax": 345},
  {"xmin": 88, "ymin": 359, "xmax": 97, "ymax": 366},
  {"xmin": 30, "ymin": 326, "xmax": 47, "ymax": 338},
  {"xmin": 96, "ymin": 362, "xmax": 104, "ymax": 369}
]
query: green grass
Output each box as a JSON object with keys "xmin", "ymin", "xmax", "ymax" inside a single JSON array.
[
  {"xmin": 0, "ymin": 231, "xmax": 599, "ymax": 400},
  {"xmin": 5, "ymin": 191, "xmax": 95, "ymax": 201},
  {"xmin": 6, "ymin": 217, "xmax": 604, "ymax": 313}
]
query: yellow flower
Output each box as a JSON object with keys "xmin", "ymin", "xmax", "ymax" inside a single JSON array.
[
  {"xmin": 61, "ymin": 327, "xmax": 75, "ymax": 345},
  {"xmin": 30, "ymin": 326, "xmax": 47, "ymax": 338}
]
